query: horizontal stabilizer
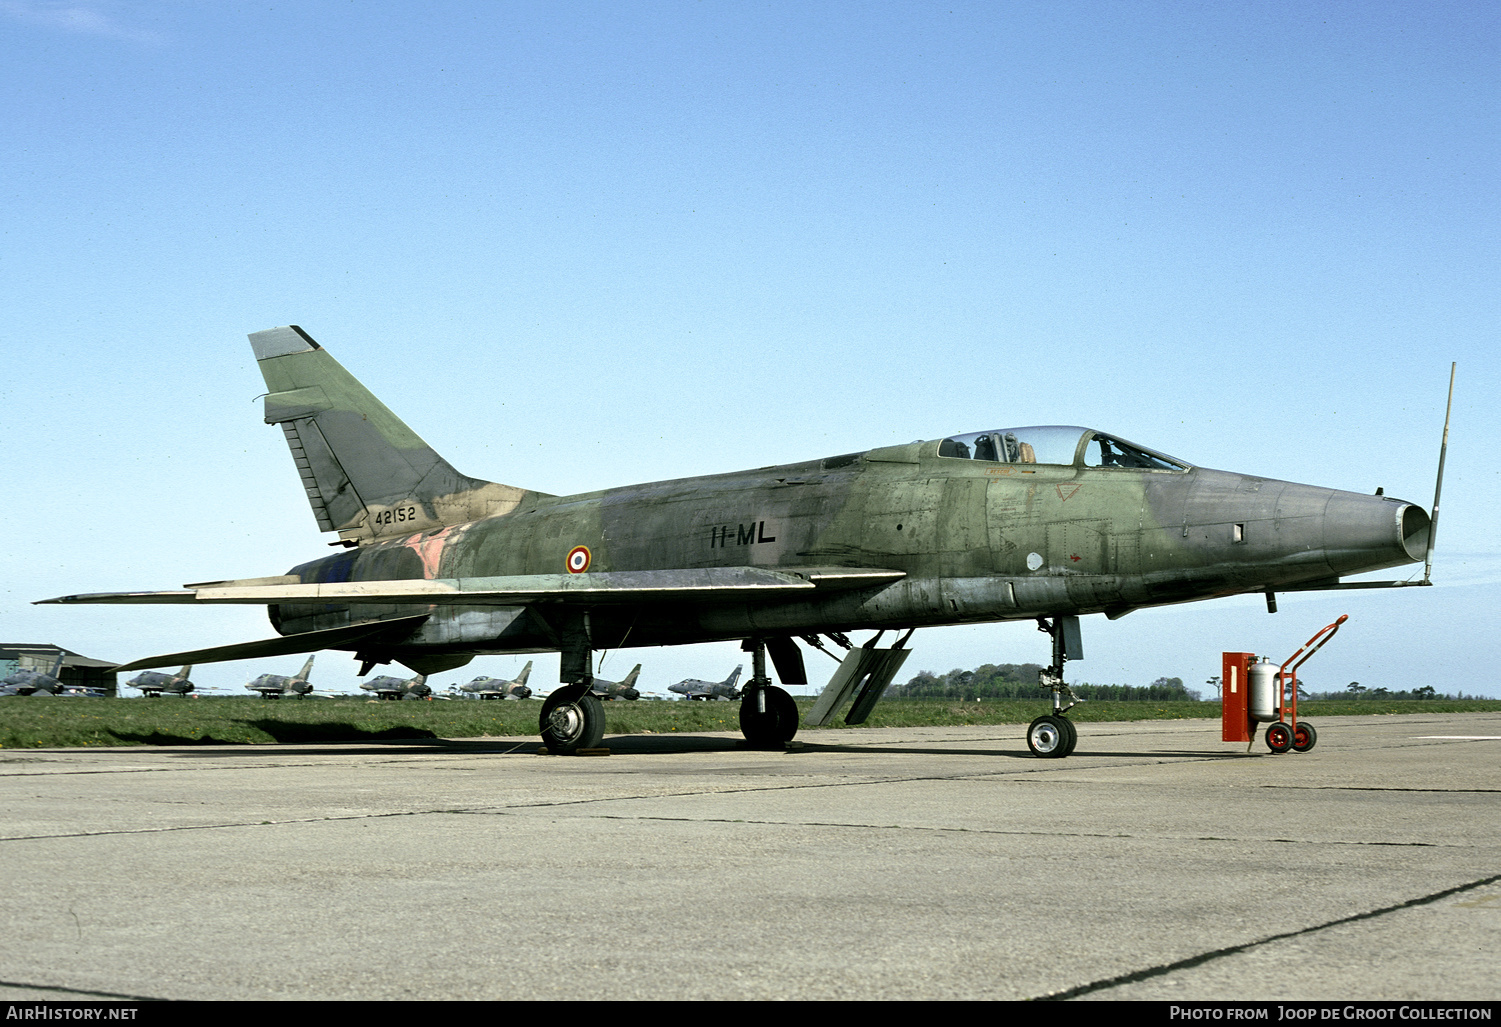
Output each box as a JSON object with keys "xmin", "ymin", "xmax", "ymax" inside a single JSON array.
[
  {"xmin": 111, "ymin": 615, "xmax": 429, "ymax": 672},
  {"xmin": 40, "ymin": 566, "xmax": 905, "ymax": 609}
]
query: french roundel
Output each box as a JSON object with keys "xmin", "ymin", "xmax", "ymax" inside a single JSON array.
[{"xmin": 566, "ymin": 545, "xmax": 592, "ymax": 574}]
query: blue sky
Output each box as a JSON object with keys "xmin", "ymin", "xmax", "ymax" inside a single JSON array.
[{"xmin": 3, "ymin": 1, "xmax": 1496, "ymax": 699}]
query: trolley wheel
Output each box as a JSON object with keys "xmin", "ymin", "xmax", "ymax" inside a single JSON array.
[
  {"xmin": 1027, "ymin": 716, "xmax": 1071, "ymax": 758},
  {"xmin": 1059, "ymin": 716, "xmax": 1078, "ymax": 756},
  {"xmin": 1265, "ymin": 721, "xmax": 1294, "ymax": 754},
  {"xmin": 1291, "ymin": 721, "xmax": 1318, "ymax": 753}
]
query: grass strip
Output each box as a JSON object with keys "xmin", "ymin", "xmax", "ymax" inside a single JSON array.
[{"xmin": 1, "ymin": 697, "xmax": 1496, "ymax": 749}]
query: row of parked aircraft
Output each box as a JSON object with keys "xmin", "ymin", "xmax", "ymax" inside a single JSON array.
[{"xmin": 110, "ymin": 656, "xmax": 743, "ymax": 701}]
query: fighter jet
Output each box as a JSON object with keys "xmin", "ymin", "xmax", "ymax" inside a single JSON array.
[
  {"xmin": 589, "ymin": 664, "xmax": 642, "ymax": 701},
  {"xmin": 534, "ymin": 664, "xmax": 641, "ymax": 701},
  {"xmin": 246, "ymin": 655, "xmax": 316, "ymax": 699},
  {"xmin": 46, "ymin": 327, "xmax": 1448, "ymax": 758},
  {"xmin": 127, "ymin": 665, "xmax": 198, "ymax": 697},
  {"xmin": 459, "ymin": 661, "xmax": 533, "ymax": 699},
  {"xmin": 670, "ymin": 665, "xmax": 743, "ymax": 701},
  {"xmin": 359, "ymin": 672, "xmax": 430, "ymax": 700},
  {"xmin": 1, "ymin": 654, "xmax": 67, "ymax": 695}
]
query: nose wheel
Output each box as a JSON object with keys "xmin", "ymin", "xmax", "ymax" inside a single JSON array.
[{"xmin": 1027, "ymin": 715, "xmax": 1078, "ymax": 758}]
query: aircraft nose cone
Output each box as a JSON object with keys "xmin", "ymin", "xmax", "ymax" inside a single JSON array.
[{"xmin": 1322, "ymin": 492, "xmax": 1429, "ymax": 576}]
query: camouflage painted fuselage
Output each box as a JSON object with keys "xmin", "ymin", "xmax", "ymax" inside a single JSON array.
[
  {"xmin": 271, "ymin": 436, "xmax": 1428, "ymax": 668},
  {"xmin": 45, "ymin": 327, "xmax": 1434, "ymax": 685}
]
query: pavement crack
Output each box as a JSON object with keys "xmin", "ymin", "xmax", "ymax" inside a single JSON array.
[
  {"xmin": 1030, "ymin": 871, "xmax": 1501, "ymax": 1001},
  {"xmin": 0, "ymin": 978, "xmax": 167, "ymax": 1001},
  {"xmin": 1259, "ymin": 784, "xmax": 1501, "ymax": 794},
  {"xmin": 512, "ymin": 812, "xmax": 1471, "ymax": 850},
  {"xmin": 0, "ymin": 808, "xmax": 475, "ymax": 842}
]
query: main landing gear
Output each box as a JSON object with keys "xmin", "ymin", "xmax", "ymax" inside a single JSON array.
[
  {"xmin": 538, "ymin": 613, "xmax": 802, "ymax": 754},
  {"xmin": 1029, "ymin": 615, "xmax": 1084, "ymax": 759},
  {"xmin": 539, "ymin": 611, "xmax": 607, "ymax": 754},
  {"xmin": 540, "ymin": 684, "xmax": 605, "ymax": 753},
  {"xmin": 738, "ymin": 638, "xmax": 799, "ymax": 748}
]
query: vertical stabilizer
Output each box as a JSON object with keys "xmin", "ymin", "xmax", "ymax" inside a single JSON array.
[
  {"xmin": 250, "ymin": 326, "xmax": 540, "ymax": 543},
  {"xmin": 515, "ymin": 661, "xmax": 533, "ymax": 686}
]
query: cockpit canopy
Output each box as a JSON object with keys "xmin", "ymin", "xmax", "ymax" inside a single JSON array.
[{"xmin": 937, "ymin": 426, "xmax": 1190, "ymax": 471}]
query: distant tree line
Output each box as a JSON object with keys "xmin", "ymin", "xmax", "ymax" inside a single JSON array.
[
  {"xmin": 1304, "ymin": 682, "xmax": 1475, "ymax": 701},
  {"xmin": 887, "ymin": 664, "xmax": 1202, "ymax": 701}
]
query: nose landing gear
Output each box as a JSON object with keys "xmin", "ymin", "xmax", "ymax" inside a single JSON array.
[{"xmin": 1032, "ymin": 615, "xmax": 1085, "ymax": 759}]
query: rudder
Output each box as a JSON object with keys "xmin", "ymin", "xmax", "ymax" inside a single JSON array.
[{"xmin": 250, "ymin": 326, "xmax": 538, "ymax": 543}]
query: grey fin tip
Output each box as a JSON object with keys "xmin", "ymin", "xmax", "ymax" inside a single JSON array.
[{"xmin": 249, "ymin": 325, "xmax": 323, "ymax": 360}]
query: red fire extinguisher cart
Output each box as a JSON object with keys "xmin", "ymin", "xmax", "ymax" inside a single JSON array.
[{"xmin": 1223, "ymin": 614, "xmax": 1347, "ymax": 753}]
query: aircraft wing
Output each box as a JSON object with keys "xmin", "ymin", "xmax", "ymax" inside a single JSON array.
[
  {"xmin": 110, "ymin": 615, "xmax": 430, "ymax": 672},
  {"xmin": 40, "ymin": 566, "xmax": 905, "ymax": 608}
]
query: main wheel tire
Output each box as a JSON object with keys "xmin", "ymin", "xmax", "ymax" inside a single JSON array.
[
  {"xmin": 1059, "ymin": 716, "xmax": 1078, "ymax": 756},
  {"xmin": 1265, "ymin": 721, "xmax": 1294, "ymax": 754},
  {"xmin": 740, "ymin": 685, "xmax": 799, "ymax": 746},
  {"xmin": 540, "ymin": 684, "xmax": 606, "ymax": 754},
  {"xmin": 1027, "ymin": 715, "xmax": 1070, "ymax": 758},
  {"xmin": 1292, "ymin": 721, "xmax": 1318, "ymax": 752}
]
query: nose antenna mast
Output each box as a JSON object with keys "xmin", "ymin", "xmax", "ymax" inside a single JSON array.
[{"xmin": 1423, "ymin": 362, "xmax": 1455, "ymax": 585}]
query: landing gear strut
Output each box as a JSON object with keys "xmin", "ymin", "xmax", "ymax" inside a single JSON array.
[
  {"xmin": 1030, "ymin": 615, "xmax": 1083, "ymax": 758},
  {"xmin": 738, "ymin": 639, "xmax": 799, "ymax": 747},
  {"xmin": 538, "ymin": 610, "xmax": 606, "ymax": 754}
]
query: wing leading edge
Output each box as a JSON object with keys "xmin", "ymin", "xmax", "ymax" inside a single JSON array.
[{"xmin": 40, "ymin": 566, "xmax": 905, "ymax": 608}]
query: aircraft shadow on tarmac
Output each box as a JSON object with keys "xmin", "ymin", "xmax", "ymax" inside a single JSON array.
[
  {"xmin": 519, "ymin": 734, "xmax": 1255, "ymax": 760},
  {"xmin": 128, "ymin": 732, "xmax": 1256, "ymax": 761},
  {"xmin": 111, "ymin": 720, "xmax": 439, "ymax": 748},
  {"xmin": 783, "ymin": 740, "xmax": 1251, "ymax": 760}
]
